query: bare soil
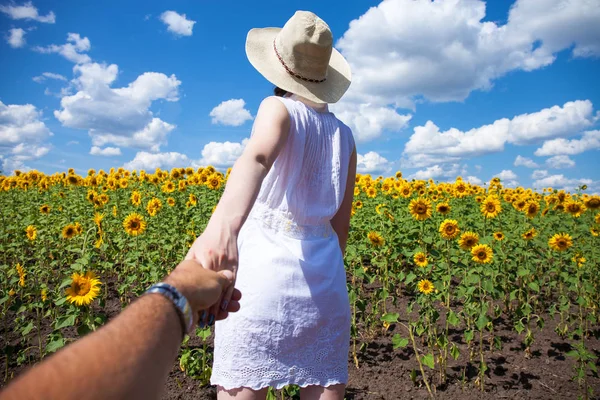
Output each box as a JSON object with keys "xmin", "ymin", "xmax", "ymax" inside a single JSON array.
[{"xmin": 2, "ymin": 277, "xmax": 599, "ymax": 399}]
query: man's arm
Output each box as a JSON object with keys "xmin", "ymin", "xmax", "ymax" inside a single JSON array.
[
  {"xmin": 0, "ymin": 261, "xmax": 238, "ymax": 400},
  {"xmin": 331, "ymin": 146, "xmax": 357, "ymax": 256}
]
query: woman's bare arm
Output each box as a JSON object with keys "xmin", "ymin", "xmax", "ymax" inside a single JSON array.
[{"xmin": 331, "ymin": 146, "xmax": 357, "ymax": 256}]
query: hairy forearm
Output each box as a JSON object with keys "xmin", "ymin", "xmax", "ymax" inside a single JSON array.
[
  {"xmin": 1, "ymin": 294, "xmax": 181, "ymax": 400},
  {"xmin": 210, "ymin": 153, "xmax": 268, "ymax": 235}
]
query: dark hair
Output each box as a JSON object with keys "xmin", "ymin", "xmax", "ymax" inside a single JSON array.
[{"xmin": 273, "ymin": 86, "xmax": 289, "ymax": 97}]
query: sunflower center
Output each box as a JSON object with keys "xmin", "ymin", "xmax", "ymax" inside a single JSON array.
[
  {"xmin": 73, "ymin": 280, "xmax": 91, "ymax": 296},
  {"xmin": 486, "ymin": 204, "xmax": 495, "ymax": 212},
  {"xmin": 416, "ymin": 205, "xmax": 426, "ymax": 214},
  {"xmin": 446, "ymin": 226, "xmax": 456, "ymax": 234},
  {"xmin": 477, "ymin": 251, "xmax": 486, "ymax": 259}
]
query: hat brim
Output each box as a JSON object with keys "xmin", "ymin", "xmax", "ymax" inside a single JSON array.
[{"xmin": 245, "ymin": 27, "xmax": 351, "ymax": 104}]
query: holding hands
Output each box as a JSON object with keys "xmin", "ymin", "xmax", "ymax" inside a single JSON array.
[
  {"xmin": 184, "ymin": 216, "xmax": 240, "ymax": 326},
  {"xmin": 165, "ymin": 259, "xmax": 241, "ymax": 327}
]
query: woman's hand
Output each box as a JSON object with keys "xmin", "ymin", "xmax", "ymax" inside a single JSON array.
[
  {"xmin": 164, "ymin": 260, "xmax": 241, "ymax": 326},
  {"xmin": 184, "ymin": 217, "xmax": 239, "ymax": 325}
]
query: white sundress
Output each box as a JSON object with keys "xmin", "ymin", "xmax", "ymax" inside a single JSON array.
[{"xmin": 211, "ymin": 95, "xmax": 355, "ymax": 390}]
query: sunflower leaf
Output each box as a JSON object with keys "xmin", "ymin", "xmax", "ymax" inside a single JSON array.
[
  {"xmin": 55, "ymin": 314, "xmax": 76, "ymax": 330},
  {"xmin": 45, "ymin": 338, "xmax": 65, "ymax": 354},
  {"xmin": 392, "ymin": 334, "xmax": 409, "ymax": 349}
]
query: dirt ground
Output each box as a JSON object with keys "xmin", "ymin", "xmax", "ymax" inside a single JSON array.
[{"xmin": 2, "ymin": 277, "xmax": 599, "ymax": 399}]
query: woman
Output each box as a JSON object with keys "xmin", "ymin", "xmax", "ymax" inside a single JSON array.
[{"xmin": 186, "ymin": 10, "xmax": 356, "ymax": 400}]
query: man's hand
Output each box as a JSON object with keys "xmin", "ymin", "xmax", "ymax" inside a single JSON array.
[{"xmin": 163, "ymin": 260, "xmax": 241, "ymax": 326}]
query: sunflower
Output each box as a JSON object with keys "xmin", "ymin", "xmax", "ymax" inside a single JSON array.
[
  {"xmin": 178, "ymin": 180, "xmax": 187, "ymax": 191},
  {"xmin": 395, "ymin": 171, "xmax": 403, "ymax": 179},
  {"xmin": 409, "ymin": 198, "xmax": 432, "ymax": 221},
  {"xmin": 525, "ymin": 201, "xmax": 540, "ymax": 218},
  {"xmin": 417, "ymin": 279, "xmax": 434, "ymax": 295},
  {"xmin": 493, "ymin": 232, "xmax": 505, "ymax": 241},
  {"xmin": 375, "ymin": 204, "xmax": 387, "ymax": 215},
  {"xmin": 66, "ymin": 175, "xmax": 79, "ymax": 185},
  {"xmin": 25, "ymin": 225, "xmax": 37, "ymax": 241},
  {"xmin": 591, "ymin": 227, "xmax": 599, "ymax": 237},
  {"xmin": 130, "ymin": 191, "xmax": 142, "ymax": 206},
  {"xmin": 366, "ymin": 187, "xmax": 377, "ymax": 198},
  {"xmin": 572, "ymin": 254, "xmax": 586, "ymax": 268},
  {"xmin": 481, "ymin": 196, "xmax": 501, "ymax": 218},
  {"xmin": 354, "ymin": 200, "xmax": 363, "ymax": 209},
  {"xmin": 65, "ymin": 272, "xmax": 101, "ymax": 306},
  {"xmin": 206, "ymin": 174, "xmax": 223, "ymax": 190},
  {"xmin": 167, "ymin": 197, "xmax": 176, "ymax": 207},
  {"xmin": 471, "ymin": 244, "xmax": 493, "ymax": 264},
  {"xmin": 414, "ymin": 252, "xmax": 428, "ymax": 268},
  {"xmin": 564, "ymin": 200, "xmax": 586, "ymax": 218},
  {"xmin": 367, "ymin": 231, "xmax": 385, "ymax": 247},
  {"xmin": 162, "ymin": 180, "xmax": 175, "ymax": 193},
  {"xmin": 584, "ymin": 196, "xmax": 600, "ymax": 210},
  {"xmin": 439, "ymin": 219, "xmax": 460, "ymax": 240},
  {"xmin": 548, "ymin": 233, "xmax": 572, "ymax": 252},
  {"xmin": 458, "ymin": 231, "xmax": 479, "ymax": 250},
  {"xmin": 146, "ymin": 198, "xmax": 162, "ymax": 216},
  {"xmin": 454, "ymin": 182, "xmax": 468, "ymax": 198},
  {"xmin": 62, "ymin": 224, "xmax": 77, "ymax": 239},
  {"xmin": 41, "ymin": 288, "xmax": 47, "ymax": 302},
  {"xmin": 436, "ymin": 203, "xmax": 450, "ymax": 215},
  {"xmin": 119, "ymin": 178, "xmax": 128, "ymax": 189},
  {"xmin": 16, "ymin": 263, "xmax": 26, "ymax": 287},
  {"xmin": 399, "ymin": 185, "xmax": 412, "ymax": 198},
  {"xmin": 123, "ymin": 213, "xmax": 147, "ymax": 236},
  {"xmin": 39, "ymin": 204, "xmax": 50, "ymax": 214},
  {"xmin": 188, "ymin": 194, "xmax": 198, "ymax": 207},
  {"xmin": 353, "ymin": 187, "xmax": 360, "ymax": 196},
  {"xmin": 522, "ymin": 228, "xmax": 537, "ymax": 240}
]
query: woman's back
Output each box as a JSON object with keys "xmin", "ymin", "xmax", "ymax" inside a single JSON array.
[{"xmin": 250, "ymin": 95, "xmax": 355, "ymax": 236}]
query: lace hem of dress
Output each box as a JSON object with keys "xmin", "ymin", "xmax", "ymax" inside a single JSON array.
[
  {"xmin": 248, "ymin": 202, "xmax": 333, "ymax": 240},
  {"xmin": 211, "ymin": 376, "xmax": 347, "ymax": 391}
]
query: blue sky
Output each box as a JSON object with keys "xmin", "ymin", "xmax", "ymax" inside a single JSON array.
[{"xmin": 1, "ymin": 0, "xmax": 599, "ymax": 192}]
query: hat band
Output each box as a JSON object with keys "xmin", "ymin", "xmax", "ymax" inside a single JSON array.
[{"xmin": 273, "ymin": 39, "xmax": 326, "ymax": 84}]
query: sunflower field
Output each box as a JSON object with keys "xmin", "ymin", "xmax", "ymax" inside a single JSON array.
[{"xmin": 1, "ymin": 168, "xmax": 599, "ymax": 398}]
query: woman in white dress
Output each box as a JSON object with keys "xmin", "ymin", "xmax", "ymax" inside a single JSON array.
[{"xmin": 186, "ymin": 10, "xmax": 356, "ymax": 400}]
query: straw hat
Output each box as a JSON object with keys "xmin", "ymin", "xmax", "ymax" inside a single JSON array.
[{"xmin": 245, "ymin": 10, "xmax": 351, "ymax": 104}]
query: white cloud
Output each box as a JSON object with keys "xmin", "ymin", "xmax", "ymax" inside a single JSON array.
[
  {"xmin": 160, "ymin": 11, "xmax": 195, "ymax": 37},
  {"xmin": 532, "ymin": 174, "xmax": 593, "ymax": 191},
  {"xmin": 411, "ymin": 163, "xmax": 462, "ymax": 181},
  {"xmin": 123, "ymin": 151, "xmax": 189, "ymax": 171},
  {"xmin": 336, "ymin": 0, "xmax": 600, "ymax": 108},
  {"xmin": 195, "ymin": 139, "xmax": 249, "ymax": 169},
  {"xmin": 90, "ymin": 146, "xmax": 121, "ymax": 156},
  {"xmin": 490, "ymin": 170, "xmax": 519, "ymax": 187},
  {"xmin": 402, "ymin": 100, "xmax": 597, "ymax": 167},
  {"xmin": 545, "ymin": 155, "xmax": 575, "ymax": 169},
  {"xmin": 32, "ymin": 72, "xmax": 67, "ymax": 83},
  {"xmin": 66, "ymin": 140, "xmax": 79, "ymax": 146},
  {"xmin": 0, "ymin": 101, "xmax": 53, "ymax": 172},
  {"xmin": 356, "ymin": 151, "xmax": 393, "ymax": 175},
  {"xmin": 514, "ymin": 155, "xmax": 539, "ymax": 168},
  {"xmin": 0, "ymin": 2, "xmax": 55, "ymax": 23},
  {"xmin": 532, "ymin": 169, "xmax": 549, "ymax": 179},
  {"xmin": 330, "ymin": 102, "xmax": 412, "ymax": 142},
  {"xmin": 7, "ymin": 28, "xmax": 26, "ymax": 48},
  {"xmin": 534, "ymin": 130, "xmax": 600, "ymax": 156},
  {"xmin": 466, "ymin": 176, "xmax": 483, "ymax": 185},
  {"xmin": 54, "ymin": 62, "xmax": 181, "ymax": 151},
  {"xmin": 34, "ymin": 33, "xmax": 91, "ymax": 64},
  {"xmin": 209, "ymin": 99, "xmax": 253, "ymax": 127}
]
